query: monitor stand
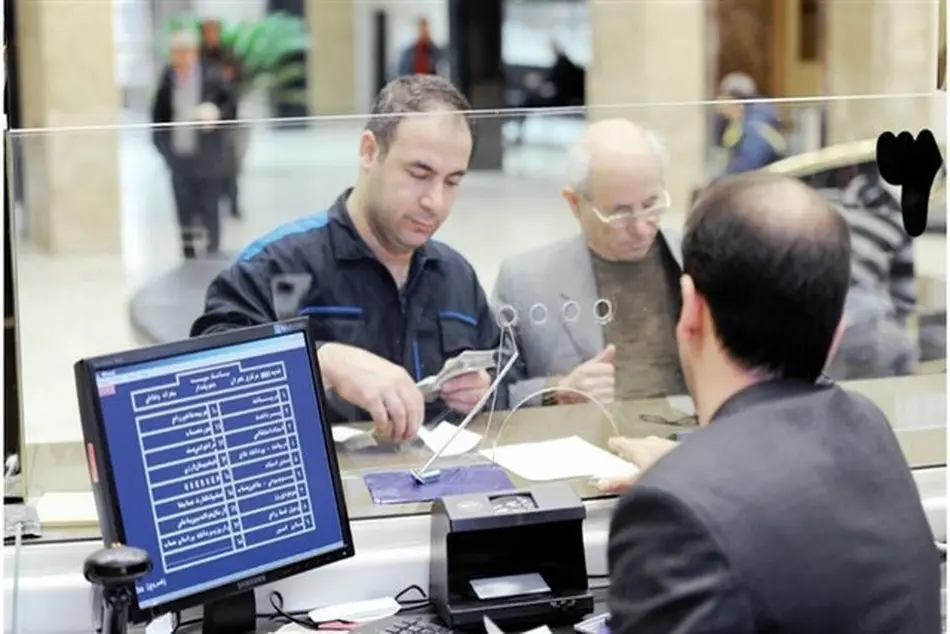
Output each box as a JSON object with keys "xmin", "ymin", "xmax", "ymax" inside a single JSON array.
[{"xmin": 202, "ymin": 590, "xmax": 257, "ymax": 634}]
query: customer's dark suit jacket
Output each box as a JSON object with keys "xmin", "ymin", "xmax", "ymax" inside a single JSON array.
[{"xmin": 608, "ymin": 379, "xmax": 941, "ymax": 634}]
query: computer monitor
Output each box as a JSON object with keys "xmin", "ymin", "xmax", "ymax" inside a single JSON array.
[{"xmin": 74, "ymin": 319, "xmax": 354, "ymax": 631}]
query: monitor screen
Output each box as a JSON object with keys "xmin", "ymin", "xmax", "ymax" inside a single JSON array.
[{"xmin": 90, "ymin": 329, "xmax": 347, "ymax": 610}]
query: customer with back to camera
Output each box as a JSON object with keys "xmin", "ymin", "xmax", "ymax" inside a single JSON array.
[
  {"xmin": 607, "ymin": 172, "xmax": 941, "ymax": 634},
  {"xmin": 191, "ymin": 75, "xmax": 516, "ymax": 442}
]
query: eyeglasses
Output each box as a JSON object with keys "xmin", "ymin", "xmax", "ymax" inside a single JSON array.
[{"xmin": 588, "ymin": 191, "xmax": 672, "ymax": 227}]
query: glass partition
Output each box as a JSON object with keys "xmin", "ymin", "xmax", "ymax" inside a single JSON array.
[{"xmin": 8, "ymin": 95, "xmax": 946, "ymax": 540}]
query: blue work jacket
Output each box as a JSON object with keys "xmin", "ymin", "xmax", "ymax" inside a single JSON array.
[{"xmin": 191, "ymin": 190, "xmax": 518, "ymax": 423}]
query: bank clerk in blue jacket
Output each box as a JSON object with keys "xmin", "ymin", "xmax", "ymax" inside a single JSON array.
[{"xmin": 191, "ymin": 75, "xmax": 519, "ymax": 442}]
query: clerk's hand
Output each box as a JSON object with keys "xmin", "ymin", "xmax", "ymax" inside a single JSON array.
[
  {"xmin": 441, "ymin": 370, "xmax": 491, "ymax": 414},
  {"xmin": 317, "ymin": 343, "xmax": 423, "ymax": 441},
  {"xmin": 556, "ymin": 344, "xmax": 616, "ymax": 404},
  {"xmin": 595, "ymin": 436, "xmax": 679, "ymax": 494}
]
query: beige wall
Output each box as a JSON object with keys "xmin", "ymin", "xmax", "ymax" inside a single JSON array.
[
  {"xmin": 826, "ymin": 0, "xmax": 940, "ymax": 144},
  {"xmin": 307, "ymin": 0, "xmax": 357, "ymax": 116},
  {"xmin": 586, "ymin": 0, "xmax": 707, "ymax": 224},
  {"xmin": 14, "ymin": 0, "xmax": 122, "ymax": 254},
  {"xmin": 941, "ymin": 0, "xmax": 947, "ymax": 52},
  {"xmin": 782, "ymin": 0, "xmax": 822, "ymax": 97}
]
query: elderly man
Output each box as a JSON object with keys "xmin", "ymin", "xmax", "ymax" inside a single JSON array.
[{"xmin": 491, "ymin": 119, "xmax": 686, "ymax": 407}]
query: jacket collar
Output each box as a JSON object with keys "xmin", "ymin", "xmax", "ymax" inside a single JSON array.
[
  {"xmin": 711, "ymin": 378, "xmax": 834, "ymax": 423},
  {"xmin": 327, "ymin": 189, "xmax": 442, "ymax": 265}
]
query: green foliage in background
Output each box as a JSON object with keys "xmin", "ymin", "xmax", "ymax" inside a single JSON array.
[{"xmin": 161, "ymin": 13, "xmax": 310, "ymax": 107}]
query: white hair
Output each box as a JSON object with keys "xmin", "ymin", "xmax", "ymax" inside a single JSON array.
[
  {"xmin": 565, "ymin": 126, "xmax": 668, "ymax": 196},
  {"xmin": 169, "ymin": 29, "xmax": 200, "ymax": 51}
]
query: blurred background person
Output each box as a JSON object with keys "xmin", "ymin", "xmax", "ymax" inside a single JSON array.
[
  {"xmin": 199, "ymin": 19, "xmax": 243, "ymax": 220},
  {"xmin": 396, "ymin": 18, "xmax": 443, "ymax": 77},
  {"xmin": 820, "ymin": 167, "xmax": 919, "ymax": 380},
  {"xmin": 218, "ymin": 53, "xmax": 244, "ymax": 220},
  {"xmin": 151, "ymin": 28, "xmax": 237, "ymax": 259},
  {"xmin": 200, "ymin": 18, "xmax": 225, "ymax": 67},
  {"xmin": 713, "ymin": 72, "xmax": 787, "ymax": 177}
]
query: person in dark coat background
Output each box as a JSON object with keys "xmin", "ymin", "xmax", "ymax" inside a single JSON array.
[
  {"xmin": 199, "ymin": 19, "xmax": 243, "ymax": 220},
  {"xmin": 152, "ymin": 28, "xmax": 237, "ymax": 259},
  {"xmin": 199, "ymin": 18, "xmax": 224, "ymax": 65},
  {"xmin": 396, "ymin": 18, "xmax": 442, "ymax": 77}
]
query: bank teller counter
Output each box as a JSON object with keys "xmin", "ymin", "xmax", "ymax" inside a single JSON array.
[
  {"xmin": 4, "ymin": 374, "xmax": 945, "ymax": 634},
  {"xmin": 13, "ymin": 372, "xmax": 947, "ymax": 528},
  {"xmin": 331, "ymin": 373, "xmax": 947, "ymax": 519},
  {"xmin": 13, "ymin": 373, "xmax": 948, "ymax": 526}
]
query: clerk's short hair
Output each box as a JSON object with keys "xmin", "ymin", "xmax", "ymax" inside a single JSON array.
[
  {"xmin": 365, "ymin": 75, "xmax": 475, "ymax": 153},
  {"xmin": 683, "ymin": 172, "xmax": 851, "ymax": 381}
]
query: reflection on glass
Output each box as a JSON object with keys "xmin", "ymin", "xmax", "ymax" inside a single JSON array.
[{"xmin": 8, "ymin": 94, "xmax": 946, "ymax": 539}]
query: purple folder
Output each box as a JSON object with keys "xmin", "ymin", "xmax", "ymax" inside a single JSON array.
[{"xmin": 363, "ymin": 464, "xmax": 516, "ymax": 505}]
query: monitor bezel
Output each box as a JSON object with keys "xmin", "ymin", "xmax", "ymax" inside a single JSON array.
[{"xmin": 75, "ymin": 319, "xmax": 355, "ymax": 623}]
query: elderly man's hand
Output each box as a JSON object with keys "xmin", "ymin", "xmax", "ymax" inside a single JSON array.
[{"xmin": 594, "ymin": 436, "xmax": 679, "ymax": 493}]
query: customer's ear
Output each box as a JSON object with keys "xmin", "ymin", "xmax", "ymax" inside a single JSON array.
[{"xmin": 676, "ymin": 274, "xmax": 702, "ymax": 341}]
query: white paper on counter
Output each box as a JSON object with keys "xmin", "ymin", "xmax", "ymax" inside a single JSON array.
[
  {"xmin": 481, "ymin": 435, "xmax": 637, "ymax": 482},
  {"xmin": 331, "ymin": 426, "xmax": 367, "ymax": 443},
  {"xmin": 418, "ymin": 421, "xmax": 482, "ymax": 456}
]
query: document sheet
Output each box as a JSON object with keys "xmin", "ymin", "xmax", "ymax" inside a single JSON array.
[
  {"xmin": 418, "ymin": 421, "xmax": 483, "ymax": 456},
  {"xmin": 480, "ymin": 436, "xmax": 637, "ymax": 482},
  {"xmin": 34, "ymin": 491, "xmax": 98, "ymax": 526},
  {"xmin": 331, "ymin": 426, "xmax": 367, "ymax": 443},
  {"xmin": 484, "ymin": 615, "xmax": 553, "ymax": 634}
]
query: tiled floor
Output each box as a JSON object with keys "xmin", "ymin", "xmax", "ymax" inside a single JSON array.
[{"xmin": 10, "ymin": 118, "xmax": 948, "ymax": 447}]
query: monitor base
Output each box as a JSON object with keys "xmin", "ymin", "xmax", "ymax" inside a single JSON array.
[{"xmin": 202, "ymin": 590, "xmax": 257, "ymax": 634}]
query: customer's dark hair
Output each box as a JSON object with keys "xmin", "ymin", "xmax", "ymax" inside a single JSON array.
[
  {"xmin": 365, "ymin": 75, "xmax": 475, "ymax": 153},
  {"xmin": 683, "ymin": 172, "xmax": 852, "ymax": 382}
]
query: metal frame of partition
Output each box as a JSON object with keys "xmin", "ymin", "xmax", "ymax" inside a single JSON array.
[
  {"xmin": 3, "ymin": 147, "xmax": 23, "ymax": 482},
  {"xmin": 3, "ymin": 0, "xmax": 24, "ymax": 491}
]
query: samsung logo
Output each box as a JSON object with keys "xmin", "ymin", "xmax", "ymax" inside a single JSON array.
[{"xmin": 237, "ymin": 575, "xmax": 267, "ymax": 590}]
